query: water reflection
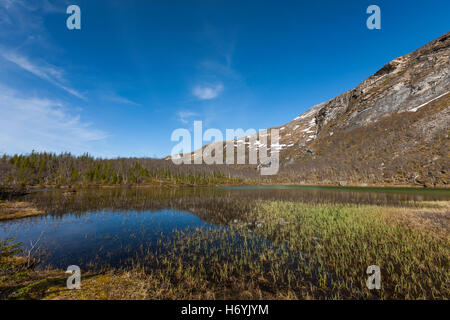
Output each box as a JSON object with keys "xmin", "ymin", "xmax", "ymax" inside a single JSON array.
[
  {"xmin": 0, "ymin": 186, "xmax": 448, "ymax": 269},
  {"xmin": 0, "ymin": 208, "xmax": 216, "ymax": 269}
]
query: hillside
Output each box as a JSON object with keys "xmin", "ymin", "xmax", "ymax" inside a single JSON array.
[
  {"xmin": 185, "ymin": 31, "xmax": 450, "ymax": 187},
  {"xmin": 1, "ymin": 34, "xmax": 448, "ymax": 189}
]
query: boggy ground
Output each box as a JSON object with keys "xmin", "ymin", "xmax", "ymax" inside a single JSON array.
[
  {"xmin": 0, "ymin": 200, "xmax": 44, "ymax": 220},
  {"xmin": 1, "ymin": 200, "xmax": 449, "ymax": 300}
]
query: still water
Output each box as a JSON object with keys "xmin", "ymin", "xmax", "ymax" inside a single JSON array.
[{"xmin": 1, "ymin": 186, "xmax": 448, "ymax": 269}]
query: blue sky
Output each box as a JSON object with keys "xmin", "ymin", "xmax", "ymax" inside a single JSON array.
[{"xmin": 0, "ymin": 0, "xmax": 449, "ymax": 158}]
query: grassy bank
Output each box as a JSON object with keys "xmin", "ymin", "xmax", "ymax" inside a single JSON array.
[
  {"xmin": 1, "ymin": 201, "xmax": 449, "ymax": 300},
  {"xmin": 0, "ymin": 200, "xmax": 44, "ymax": 221}
]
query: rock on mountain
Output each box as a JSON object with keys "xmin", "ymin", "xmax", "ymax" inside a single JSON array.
[{"xmin": 178, "ymin": 32, "xmax": 450, "ymax": 187}]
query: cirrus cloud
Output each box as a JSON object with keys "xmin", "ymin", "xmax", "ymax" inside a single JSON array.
[
  {"xmin": 0, "ymin": 85, "xmax": 108, "ymax": 156},
  {"xmin": 1, "ymin": 51, "xmax": 85, "ymax": 99}
]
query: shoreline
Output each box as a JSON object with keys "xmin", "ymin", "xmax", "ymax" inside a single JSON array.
[
  {"xmin": 1, "ymin": 183, "xmax": 448, "ymax": 222},
  {"xmin": 0, "ymin": 201, "xmax": 45, "ymax": 221},
  {"xmin": 2, "ymin": 200, "xmax": 449, "ymax": 299},
  {"xmin": 5, "ymin": 181, "xmax": 450, "ymax": 193}
]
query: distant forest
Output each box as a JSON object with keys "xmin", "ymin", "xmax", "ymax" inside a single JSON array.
[
  {"xmin": 1, "ymin": 150, "xmax": 447, "ymax": 192},
  {"xmin": 0, "ymin": 152, "xmax": 259, "ymax": 190}
]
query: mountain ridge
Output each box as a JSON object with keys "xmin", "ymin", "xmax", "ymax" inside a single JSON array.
[{"xmin": 175, "ymin": 32, "xmax": 450, "ymax": 187}]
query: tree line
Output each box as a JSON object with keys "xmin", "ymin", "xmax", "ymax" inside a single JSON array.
[{"xmin": 0, "ymin": 152, "xmax": 260, "ymax": 189}]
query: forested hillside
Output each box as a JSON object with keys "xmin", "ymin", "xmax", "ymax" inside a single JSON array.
[{"xmin": 0, "ymin": 152, "xmax": 256, "ymax": 191}]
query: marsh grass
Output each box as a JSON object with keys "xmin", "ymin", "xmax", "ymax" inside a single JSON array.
[
  {"xmin": 246, "ymin": 201, "xmax": 449, "ymax": 299},
  {"xmin": 115, "ymin": 201, "xmax": 447, "ymax": 299},
  {"xmin": 0, "ymin": 201, "xmax": 44, "ymax": 220},
  {"xmin": 1, "ymin": 192, "xmax": 449, "ymax": 300},
  {"xmin": 38, "ymin": 199, "xmax": 449, "ymax": 300}
]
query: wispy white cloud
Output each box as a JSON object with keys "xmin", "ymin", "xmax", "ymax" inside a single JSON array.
[
  {"xmin": 0, "ymin": 85, "xmax": 108, "ymax": 156},
  {"xmin": 1, "ymin": 51, "xmax": 85, "ymax": 99},
  {"xmin": 199, "ymin": 60, "xmax": 241, "ymax": 80},
  {"xmin": 0, "ymin": 0, "xmax": 58, "ymax": 46},
  {"xmin": 99, "ymin": 91, "xmax": 141, "ymax": 106},
  {"xmin": 176, "ymin": 110, "xmax": 198, "ymax": 124},
  {"xmin": 192, "ymin": 83, "xmax": 224, "ymax": 100}
]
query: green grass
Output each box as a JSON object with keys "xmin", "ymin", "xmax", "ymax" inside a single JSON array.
[
  {"xmin": 123, "ymin": 201, "xmax": 448, "ymax": 299},
  {"xmin": 1, "ymin": 201, "xmax": 449, "ymax": 299},
  {"xmin": 247, "ymin": 201, "xmax": 449, "ymax": 299}
]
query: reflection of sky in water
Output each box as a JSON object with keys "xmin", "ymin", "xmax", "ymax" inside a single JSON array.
[
  {"xmin": 0, "ymin": 209, "xmax": 214, "ymax": 269},
  {"xmin": 1, "ymin": 186, "xmax": 448, "ymax": 270}
]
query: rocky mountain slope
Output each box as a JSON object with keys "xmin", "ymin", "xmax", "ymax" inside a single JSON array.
[{"xmin": 179, "ymin": 32, "xmax": 450, "ymax": 187}]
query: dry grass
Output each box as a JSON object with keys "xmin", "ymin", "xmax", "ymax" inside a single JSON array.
[
  {"xmin": 1, "ymin": 200, "xmax": 449, "ymax": 300},
  {"xmin": 44, "ymin": 272, "xmax": 149, "ymax": 300},
  {"xmin": 380, "ymin": 201, "xmax": 450, "ymax": 238},
  {"xmin": 0, "ymin": 201, "xmax": 45, "ymax": 221}
]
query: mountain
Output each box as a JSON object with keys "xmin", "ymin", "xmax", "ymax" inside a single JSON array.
[{"xmin": 178, "ymin": 32, "xmax": 450, "ymax": 187}]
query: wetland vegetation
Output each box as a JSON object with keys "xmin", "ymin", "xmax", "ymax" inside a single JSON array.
[{"xmin": 0, "ymin": 187, "xmax": 449, "ymax": 300}]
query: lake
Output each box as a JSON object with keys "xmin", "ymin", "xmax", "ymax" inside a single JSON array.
[{"xmin": 1, "ymin": 186, "xmax": 449, "ymax": 270}]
